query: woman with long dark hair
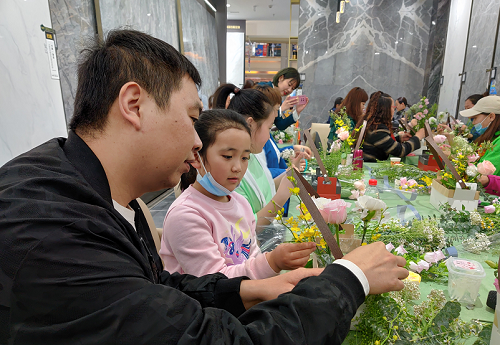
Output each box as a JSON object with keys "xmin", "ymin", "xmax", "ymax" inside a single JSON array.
[
  {"xmin": 327, "ymin": 87, "xmax": 368, "ymax": 141},
  {"xmin": 362, "ymin": 92, "xmax": 425, "ymax": 162}
]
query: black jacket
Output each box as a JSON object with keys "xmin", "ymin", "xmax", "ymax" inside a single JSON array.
[
  {"xmin": 0, "ymin": 131, "xmax": 365, "ymax": 344},
  {"xmin": 363, "ymin": 124, "xmax": 421, "ymax": 162}
]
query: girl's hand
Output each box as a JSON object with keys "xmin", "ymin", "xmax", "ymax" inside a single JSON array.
[
  {"xmin": 293, "ymin": 145, "xmax": 312, "ymax": 159},
  {"xmin": 478, "ymin": 175, "xmax": 490, "ymax": 187},
  {"xmin": 291, "ymin": 152, "xmax": 305, "ymax": 170},
  {"xmin": 266, "ymin": 242, "xmax": 317, "ymax": 272},
  {"xmin": 296, "ymin": 96, "xmax": 309, "ymax": 114},
  {"xmin": 282, "ymin": 95, "xmax": 299, "ymax": 110}
]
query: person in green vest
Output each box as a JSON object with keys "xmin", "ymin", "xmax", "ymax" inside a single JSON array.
[{"xmin": 459, "ymin": 95, "xmax": 500, "ymax": 175}]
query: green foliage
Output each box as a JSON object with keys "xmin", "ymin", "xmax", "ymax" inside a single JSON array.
[
  {"xmin": 352, "ymin": 291, "xmax": 488, "ymax": 344},
  {"xmin": 370, "ymin": 161, "xmax": 436, "ymax": 184}
]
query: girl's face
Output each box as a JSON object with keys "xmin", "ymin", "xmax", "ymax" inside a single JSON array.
[
  {"xmin": 248, "ymin": 111, "xmax": 275, "ymax": 153},
  {"xmin": 201, "ymin": 128, "xmax": 251, "ymax": 192},
  {"xmin": 277, "ymin": 76, "xmax": 297, "ymax": 96}
]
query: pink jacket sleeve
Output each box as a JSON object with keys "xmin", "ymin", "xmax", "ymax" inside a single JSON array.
[
  {"xmin": 484, "ymin": 175, "xmax": 500, "ymax": 196},
  {"xmin": 160, "ymin": 204, "xmax": 278, "ymax": 280}
]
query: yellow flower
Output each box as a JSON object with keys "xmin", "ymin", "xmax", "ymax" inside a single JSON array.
[
  {"xmin": 287, "ymin": 176, "xmax": 296, "ymax": 183},
  {"xmin": 362, "ymin": 242, "xmax": 367, "ymax": 246},
  {"xmin": 289, "ymin": 187, "xmax": 300, "ymax": 195},
  {"xmin": 393, "ymin": 335, "xmax": 398, "ymax": 341},
  {"xmin": 375, "ymin": 341, "xmax": 380, "ymax": 345},
  {"xmin": 303, "ymin": 213, "xmax": 312, "ymax": 221}
]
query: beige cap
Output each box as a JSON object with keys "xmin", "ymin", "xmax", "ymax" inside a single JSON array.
[{"xmin": 460, "ymin": 95, "xmax": 500, "ymax": 118}]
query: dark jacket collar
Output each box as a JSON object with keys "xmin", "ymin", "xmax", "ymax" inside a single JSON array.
[{"xmin": 62, "ymin": 130, "xmax": 113, "ymax": 205}]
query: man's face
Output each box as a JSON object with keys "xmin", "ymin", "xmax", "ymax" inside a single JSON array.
[{"xmin": 141, "ymin": 75, "xmax": 202, "ymax": 191}]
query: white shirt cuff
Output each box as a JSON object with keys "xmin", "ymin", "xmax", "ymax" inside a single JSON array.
[
  {"xmin": 292, "ymin": 109, "xmax": 299, "ymax": 121},
  {"xmin": 333, "ymin": 259, "xmax": 370, "ymax": 296},
  {"xmin": 278, "ymin": 106, "xmax": 283, "ymax": 118}
]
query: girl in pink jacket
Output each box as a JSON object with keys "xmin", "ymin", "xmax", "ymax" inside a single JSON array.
[{"xmin": 160, "ymin": 107, "xmax": 315, "ymax": 279}]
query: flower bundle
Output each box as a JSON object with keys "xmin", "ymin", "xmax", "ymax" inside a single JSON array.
[
  {"xmin": 394, "ymin": 176, "xmax": 431, "ymax": 193},
  {"xmin": 271, "ymin": 128, "xmax": 293, "ymax": 144},
  {"xmin": 436, "ymin": 135, "xmax": 495, "ymax": 190},
  {"xmin": 328, "ymin": 107, "xmax": 360, "ymax": 159},
  {"xmin": 405, "ymin": 96, "xmax": 438, "ymax": 131}
]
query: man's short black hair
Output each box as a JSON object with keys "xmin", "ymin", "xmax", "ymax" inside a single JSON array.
[{"xmin": 70, "ymin": 29, "xmax": 201, "ymax": 135}]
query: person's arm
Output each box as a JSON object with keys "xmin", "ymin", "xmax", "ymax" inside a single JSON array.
[
  {"xmin": 162, "ymin": 205, "xmax": 277, "ymax": 280},
  {"xmin": 480, "ymin": 175, "xmax": 500, "ymax": 196},
  {"xmin": 274, "ymin": 112, "xmax": 296, "ymax": 130},
  {"xmin": 369, "ymin": 127, "xmax": 424, "ymax": 158},
  {"xmin": 256, "ymin": 174, "xmax": 293, "ymax": 227}
]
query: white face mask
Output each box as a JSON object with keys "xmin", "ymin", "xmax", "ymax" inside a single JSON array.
[{"xmin": 196, "ymin": 158, "xmax": 232, "ymax": 197}]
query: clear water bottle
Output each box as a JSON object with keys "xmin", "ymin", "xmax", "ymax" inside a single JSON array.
[{"xmin": 365, "ymin": 179, "xmax": 379, "ymax": 199}]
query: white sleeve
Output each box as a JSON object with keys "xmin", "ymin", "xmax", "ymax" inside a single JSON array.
[
  {"xmin": 332, "ymin": 259, "xmax": 370, "ymax": 296},
  {"xmin": 292, "ymin": 109, "xmax": 299, "ymax": 121}
]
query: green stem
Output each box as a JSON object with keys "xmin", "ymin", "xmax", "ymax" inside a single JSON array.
[
  {"xmin": 361, "ymin": 221, "xmax": 368, "ymax": 244},
  {"xmin": 335, "ymin": 224, "xmax": 340, "ymax": 246}
]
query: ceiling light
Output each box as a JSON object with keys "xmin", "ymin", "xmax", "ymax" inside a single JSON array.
[
  {"xmin": 204, "ymin": 0, "xmax": 216, "ymax": 12},
  {"xmin": 147, "ymin": 13, "xmax": 151, "ymax": 16},
  {"xmin": 472, "ymin": 45, "xmax": 477, "ymax": 48},
  {"xmin": 375, "ymin": 52, "xmax": 380, "ymax": 55},
  {"xmin": 226, "ymin": 4, "xmax": 230, "ymax": 7}
]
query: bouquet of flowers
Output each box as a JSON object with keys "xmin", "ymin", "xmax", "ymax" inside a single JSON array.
[
  {"xmin": 405, "ymin": 96, "xmax": 438, "ymax": 131},
  {"xmin": 328, "ymin": 107, "xmax": 360, "ymax": 160},
  {"xmin": 435, "ymin": 135, "xmax": 495, "ymax": 190},
  {"xmin": 272, "ymin": 129, "xmax": 293, "ymax": 144}
]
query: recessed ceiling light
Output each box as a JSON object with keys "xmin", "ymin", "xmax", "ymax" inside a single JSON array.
[
  {"xmin": 226, "ymin": 4, "xmax": 230, "ymax": 7},
  {"xmin": 147, "ymin": 13, "xmax": 151, "ymax": 16}
]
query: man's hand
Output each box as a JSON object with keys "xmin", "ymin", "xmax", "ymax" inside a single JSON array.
[
  {"xmin": 240, "ymin": 268, "xmax": 324, "ymax": 309},
  {"xmin": 343, "ymin": 242, "xmax": 408, "ymax": 294}
]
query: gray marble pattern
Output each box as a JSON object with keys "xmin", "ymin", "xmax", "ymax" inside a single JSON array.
[
  {"xmin": 298, "ymin": 0, "xmax": 435, "ymax": 128},
  {"xmin": 48, "ymin": 0, "xmax": 97, "ymax": 124},
  {"xmin": 180, "ymin": 0, "xmax": 219, "ymax": 100},
  {"xmin": 423, "ymin": 0, "xmax": 451, "ymax": 105},
  {"xmin": 99, "ymin": 0, "xmax": 179, "ymax": 50},
  {"xmin": 459, "ymin": 0, "xmax": 500, "ymax": 107}
]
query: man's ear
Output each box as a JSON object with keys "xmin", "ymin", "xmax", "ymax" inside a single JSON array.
[{"xmin": 118, "ymin": 82, "xmax": 143, "ymax": 130}]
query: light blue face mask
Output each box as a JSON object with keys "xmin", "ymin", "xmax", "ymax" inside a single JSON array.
[
  {"xmin": 471, "ymin": 116, "xmax": 490, "ymax": 138},
  {"xmin": 196, "ymin": 159, "xmax": 232, "ymax": 197}
]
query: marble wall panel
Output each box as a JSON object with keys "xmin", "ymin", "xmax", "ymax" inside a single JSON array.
[
  {"xmin": 423, "ymin": 0, "xmax": 451, "ymax": 105},
  {"xmin": 437, "ymin": 0, "xmax": 472, "ymax": 116},
  {"xmin": 298, "ymin": 0, "xmax": 435, "ymax": 128},
  {"xmin": 48, "ymin": 0, "xmax": 96, "ymax": 124},
  {"xmin": 458, "ymin": 0, "xmax": 500, "ymax": 112},
  {"xmin": 99, "ymin": 0, "xmax": 179, "ymax": 50},
  {"xmin": 0, "ymin": 0, "xmax": 67, "ymax": 166},
  {"xmin": 180, "ymin": 0, "xmax": 219, "ymax": 100}
]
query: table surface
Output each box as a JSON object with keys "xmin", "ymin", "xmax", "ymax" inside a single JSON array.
[{"xmin": 284, "ymin": 162, "xmax": 497, "ymax": 334}]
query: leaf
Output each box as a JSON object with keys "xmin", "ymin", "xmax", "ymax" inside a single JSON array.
[
  {"xmin": 473, "ymin": 323, "xmax": 492, "ymax": 345},
  {"xmin": 427, "ymin": 301, "xmax": 461, "ymax": 336}
]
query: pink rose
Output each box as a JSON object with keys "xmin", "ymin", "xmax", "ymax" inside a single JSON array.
[
  {"xmin": 319, "ymin": 199, "xmax": 350, "ymax": 224},
  {"xmin": 485, "ymin": 205, "xmax": 496, "ymax": 213},
  {"xmin": 409, "ymin": 260, "xmax": 430, "ymax": 273},
  {"xmin": 278, "ymin": 139, "xmax": 283, "ymax": 144},
  {"xmin": 349, "ymin": 190, "xmax": 360, "ymax": 200},
  {"xmin": 425, "ymin": 99, "xmax": 429, "ymax": 105},
  {"xmin": 434, "ymin": 250, "xmax": 445, "ymax": 261},
  {"xmin": 433, "ymin": 135, "xmax": 446, "ymax": 144},
  {"xmin": 354, "ymin": 180, "xmax": 366, "ymax": 191},
  {"xmin": 407, "ymin": 179, "xmax": 417, "ymax": 187},
  {"xmin": 419, "ymin": 104, "xmax": 423, "ymax": 108},
  {"xmin": 468, "ymin": 153, "xmax": 480, "ymax": 163},
  {"xmin": 423, "ymin": 109, "xmax": 428, "ymax": 115},
  {"xmin": 477, "ymin": 160, "xmax": 496, "ymax": 175},
  {"xmin": 386, "ymin": 243, "xmax": 395, "ymax": 251},
  {"xmin": 337, "ymin": 130, "xmax": 349, "ymax": 141}
]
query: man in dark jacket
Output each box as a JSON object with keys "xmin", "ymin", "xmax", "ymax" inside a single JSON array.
[{"xmin": 0, "ymin": 29, "xmax": 408, "ymax": 344}]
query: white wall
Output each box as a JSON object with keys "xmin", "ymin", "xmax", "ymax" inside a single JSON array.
[
  {"xmin": 246, "ymin": 20, "xmax": 299, "ymax": 39},
  {"xmin": 438, "ymin": 0, "xmax": 473, "ymax": 117},
  {"xmin": 0, "ymin": 0, "xmax": 67, "ymax": 166},
  {"xmin": 227, "ymin": 32, "xmax": 245, "ymax": 87}
]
